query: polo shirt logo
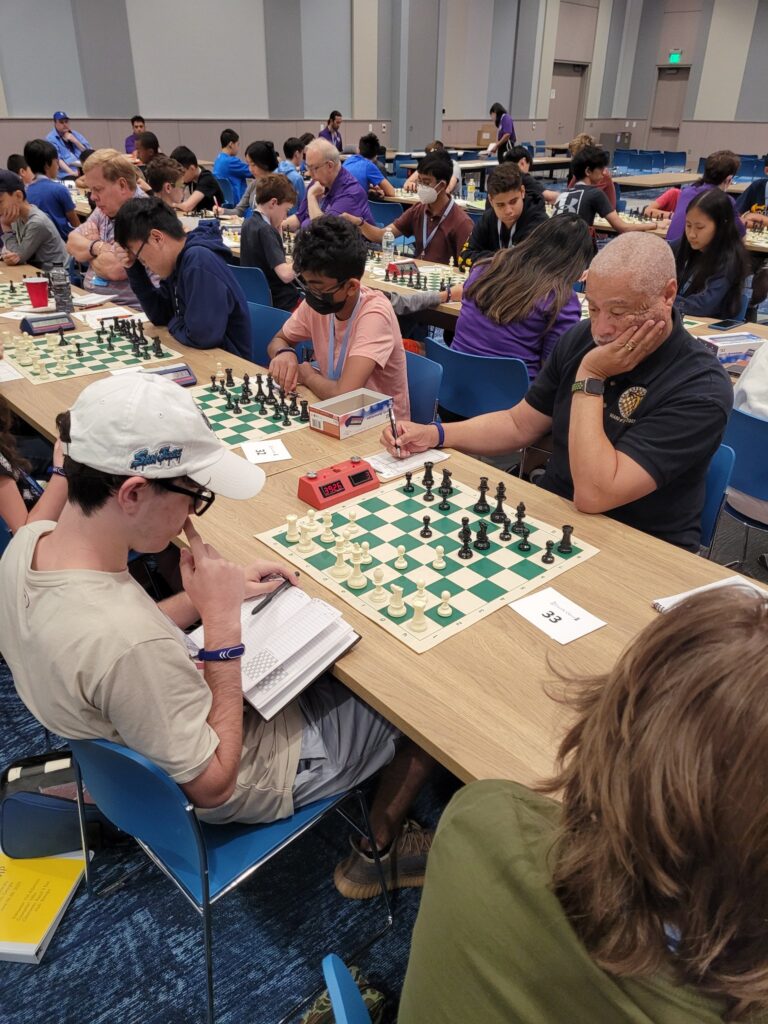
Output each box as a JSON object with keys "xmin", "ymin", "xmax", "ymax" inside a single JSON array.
[{"xmin": 616, "ymin": 386, "xmax": 647, "ymax": 422}]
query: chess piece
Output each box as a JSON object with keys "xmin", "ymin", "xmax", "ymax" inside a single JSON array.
[
  {"xmin": 233, "ymin": 398, "xmax": 242, "ymax": 415},
  {"xmin": 393, "ymin": 545, "xmax": 408, "ymax": 570},
  {"xmin": 557, "ymin": 525, "xmax": 574, "ymax": 554},
  {"xmin": 288, "ymin": 392, "xmax": 299, "ymax": 416},
  {"xmin": 403, "ymin": 471, "xmax": 414, "ymax": 494},
  {"xmin": 75, "ymin": 342, "xmax": 83, "ymax": 358},
  {"xmin": 347, "ymin": 546, "xmax": 367, "ymax": 589},
  {"xmin": 330, "ymin": 538, "xmax": 350, "ymax": 579},
  {"xmin": 420, "ymin": 515, "xmax": 432, "ymax": 538},
  {"xmin": 255, "ymin": 373, "xmax": 266, "ymax": 401},
  {"xmin": 432, "ymin": 545, "xmax": 446, "ymax": 570},
  {"xmin": 225, "ymin": 367, "xmax": 235, "ymax": 388},
  {"xmin": 409, "ymin": 597, "xmax": 428, "ymax": 633},
  {"xmin": 436, "ymin": 591, "xmax": 453, "ymax": 618},
  {"xmin": 517, "ymin": 526, "xmax": 531, "ymax": 552},
  {"xmin": 225, "ymin": 391, "xmax": 233, "ymax": 411},
  {"xmin": 388, "ymin": 584, "xmax": 406, "ymax": 618},
  {"xmin": 369, "ymin": 567, "xmax": 387, "ymax": 605},
  {"xmin": 297, "ymin": 524, "xmax": 313, "ymax": 553},
  {"xmin": 299, "ymin": 399, "xmax": 310, "ymax": 422},
  {"xmin": 209, "ymin": 374, "xmax": 218, "ymax": 393},
  {"xmin": 281, "ymin": 405, "xmax": 291, "ymax": 427},
  {"xmin": 440, "ymin": 468, "xmax": 453, "ymax": 495},
  {"xmin": 423, "ymin": 480, "xmax": 434, "ymax": 502},
  {"xmin": 422, "ymin": 461, "xmax": 434, "ymax": 488},
  {"xmin": 360, "ymin": 541, "xmax": 372, "ymax": 565},
  {"xmin": 473, "ymin": 477, "xmax": 490, "ymax": 515},
  {"xmin": 457, "ymin": 516, "xmax": 471, "ymax": 540},
  {"xmin": 458, "ymin": 533, "xmax": 473, "ymax": 559},
  {"xmin": 285, "ymin": 514, "xmax": 300, "ymax": 542},
  {"xmin": 542, "ymin": 540, "xmax": 555, "ymax": 564},
  {"xmin": 490, "ymin": 482, "xmax": 507, "ymax": 523},
  {"xmin": 512, "ymin": 502, "xmax": 527, "ymax": 535},
  {"xmin": 437, "ymin": 488, "xmax": 450, "ymax": 512},
  {"xmin": 320, "ymin": 512, "xmax": 335, "ymax": 544},
  {"xmin": 499, "ymin": 517, "xmax": 512, "ymax": 541},
  {"xmin": 347, "ymin": 510, "xmax": 360, "ymax": 536},
  {"xmin": 473, "ymin": 521, "xmax": 491, "ymax": 551}
]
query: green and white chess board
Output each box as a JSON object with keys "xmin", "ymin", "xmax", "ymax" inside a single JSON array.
[
  {"xmin": 257, "ymin": 474, "xmax": 600, "ymax": 654},
  {"xmin": 191, "ymin": 373, "xmax": 309, "ymax": 448}
]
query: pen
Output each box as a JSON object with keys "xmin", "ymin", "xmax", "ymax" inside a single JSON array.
[
  {"xmin": 250, "ymin": 577, "xmax": 293, "ymax": 616},
  {"xmin": 388, "ymin": 405, "xmax": 401, "ymax": 456}
]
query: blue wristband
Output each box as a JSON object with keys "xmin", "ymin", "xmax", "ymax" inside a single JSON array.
[
  {"xmin": 430, "ymin": 421, "xmax": 445, "ymax": 448},
  {"xmin": 196, "ymin": 644, "xmax": 245, "ymax": 662},
  {"xmin": 48, "ymin": 466, "xmax": 66, "ymax": 477}
]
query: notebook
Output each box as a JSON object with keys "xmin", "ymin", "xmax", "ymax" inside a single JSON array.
[
  {"xmin": 187, "ymin": 588, "xmax": 359, "ymax": 720},
  {"xmin": 0, "ymin": 851, "xmax": 85, "ymax": 964}
]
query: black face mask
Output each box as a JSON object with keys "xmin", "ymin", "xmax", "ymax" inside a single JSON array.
[{"xmin": 303, "ymin": 288, "xmax": 347, "ymax": 316}]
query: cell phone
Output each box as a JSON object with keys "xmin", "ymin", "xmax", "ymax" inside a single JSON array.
[{"xmin": 708, "ymin": 319, "xmax": 746, "ymax": 331}]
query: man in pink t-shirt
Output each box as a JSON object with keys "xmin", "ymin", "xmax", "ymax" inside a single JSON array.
[{"xmin": 267, "ymin": 215, "xmax": 410, "ymax": 421}]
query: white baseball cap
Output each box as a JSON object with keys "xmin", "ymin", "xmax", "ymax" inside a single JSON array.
[{"xmin": 64, "ymin": 373, "xmax": 265, "ymax": 500}]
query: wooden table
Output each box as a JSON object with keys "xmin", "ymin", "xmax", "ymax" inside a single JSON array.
[
  {"xmin": 402, "ymin": 159, "xmax": 498, "ymax": 190},
  {"xmin": 613, "ymin": 172, "xmax": 700, "ymax": 190}
]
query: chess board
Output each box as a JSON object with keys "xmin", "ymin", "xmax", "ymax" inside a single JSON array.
[
  {"xmin": 364, "ymin": 254, "xmax": 465, "ymax": 290},
  {"xmin": 191, "ymin": 373, "xmax": 309, "ymax": 448},
  {"xmin": 0, "ymin": 281, "xmax": 38, "ymax": 308},
  {"xmin": 2, "ymin": 329, "xmax": 181, "ymax": 384},
  {"xmin": 257, "ymin": 474, "xmax": 600, "ymax": 653}
]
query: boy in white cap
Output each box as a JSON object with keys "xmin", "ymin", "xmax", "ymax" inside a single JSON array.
[{"xmin": 0, "ymin": 374, "xmax": 434, "ymax": 897}]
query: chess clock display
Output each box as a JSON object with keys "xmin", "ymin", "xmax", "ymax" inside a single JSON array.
[
  {"xmin": 148, "ymin": 363, "xmax": 198, "ymax": 387},
  {"xmin": 298, "ymin": 457, "xmax": 381, "ymax": 509}
]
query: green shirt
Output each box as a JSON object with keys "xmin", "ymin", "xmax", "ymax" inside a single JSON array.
[{"xmin": 398, "ymin": 780, "xmax": 734, "ymax": 1024}]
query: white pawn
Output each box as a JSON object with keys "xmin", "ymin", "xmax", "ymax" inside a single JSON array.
[
  {"xmin": 330, "ymin": 538, "xmax": 350, "ymax": 579},
  {"xmin": 388, "ymin": 584, "xmax": 406, "ymax": 617},
  {"xmin": 348, "ymin": 545, "xmax": 367, "ymax": 589},
  {"xmin": 437, "ymin": 590, "xmax": 453, "ymax": 617},
  {"xmin": 394, "ymin": 545, "xmax": 408, "ymax": 570},
  {"xmin": 369, "ymin": 567, "xmax": 387, "ymax": 605},
  {"xmin": 360, "ymin": 541, "xmax": 372, "ymax": 565},
  {"xmin": 414, "ymin": 579, "xmax": 426, "ymax": 605},
  {"xmin": 297, "ymin": 523, "xmax": 313, "ymax": 553},
  {"xmin": 301, "ymin": 507, "xmax": 317, "ymax": 534},
  {"xmin": 347, "ymin": 510, "xmax": 360, "ymax": 536},
  {"xmin": 342, "ymin": 524, "xmax": 354, "ymax": 552},
  {"xmin": 285, "ymin": 513, "xmax": 300, "ymax": 542},
  {"xmin": 409, "ymin": 598, "xmax": 428, "ymax": 633},
  {"xmin": 432, "ymin": 545, "xmax": 446, "ymax": 570},
  {"xmin": 320, "ymin": 511, "xmax": 335, "ymax": 544}
]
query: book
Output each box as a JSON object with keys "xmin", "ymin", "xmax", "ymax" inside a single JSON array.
[
  {"xmin": 651, "ymin": 575, "xmax": 768, "ymax": 613},
  {"xmin": 0, "ymin": 851, "xmax": 85, "ymax": 964},
  {"xmin": 187, "ymin": 588, "xmax": 359, "ymax": 720}
]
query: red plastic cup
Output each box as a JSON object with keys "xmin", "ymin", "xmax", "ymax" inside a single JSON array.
[{"xmin": 25, "ymin": 277, "xmax": 49, "ymax": 309}]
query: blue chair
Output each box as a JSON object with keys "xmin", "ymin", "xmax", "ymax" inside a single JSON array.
[
  {"xmin": 534, "ymin": 139, "xmax": 546, "ymax": 155},
  {"xmin": 70, "ymin": 738, "xmax": 392, "ymax": 1024},
  {"xmin": 392, "ymin": 154, "xmax": 413, "ymax": 178},
  {"xmin": 405, "ymin": 350, "xmax": 443, "ymax": 423},
  {"xmin": 322, "ymin": 954, "xmax": 371, "ymax": 1024},
  {"xmin": 700, "ymin": 444, "xmax": 735, "ymax": 551},
  {"xmin": 612, "ymin": 149, "xmax": 634, "ymax": 175},
  {"xmin": 0, "ymin": 514, "xmax": 12, "ymax": 557},
  {"xmin": 248, "ymin": 302, "xmax": 291, "ymax": 365},
  {"xmin": 230, "ymin": 264, "xmax": 272, "ymax": 306},
  {"xmin": 735, "ymin": 158, "xmax": 759, "ymax": 183},
  {"xmin": 425, "ymin": 337, "xmax": 529, "ymax": 419},
  {"xmin": 697, "ymin": 156, "xmax": 707, "ymax": 175},
  {"xmin": 369, "ymin": 201, "xmax": 403, "ymax": 227},
  {"xmin": 215, "ymin": 177, "xmax": 235, "ymax": 208},
  {"xmin": 663, "ymin": 151, "xmax": 686, "ymax": 171},
  {"xmin": 645, "ymin": 150, "xmax": 665, "ymax": 173},
  {"xmin": 714, "ymin": 409, "xmax": 768, "ymax": 567},
  {"xmin": 737, "ymin": 291, "xmax": 750, "ymax": 320}
]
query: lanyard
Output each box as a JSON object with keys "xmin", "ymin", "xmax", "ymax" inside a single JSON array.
[
  {"xmin": 327, "ymin": 295, "xmax": 362, "ymax": 380},
  {"xmin": 422, "ymin": 198, "xmax": 454, "ymax": 253},
  {"xmin": 497, "ymin": 219, "xmax": 516, "ymax": 248}
]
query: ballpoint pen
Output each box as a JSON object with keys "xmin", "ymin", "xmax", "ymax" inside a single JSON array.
[{"xmin": 250, "ymin": 576, "xmax": 295, "ymax": 615}]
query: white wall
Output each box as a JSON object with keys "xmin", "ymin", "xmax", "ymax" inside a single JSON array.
[
  {"xmin": 442, "ymin": 0, "xmax": 495, "ymax": 118},
  {"xmin": 300, "ymin": 0, "xmax": 352, "ymax": 121}
]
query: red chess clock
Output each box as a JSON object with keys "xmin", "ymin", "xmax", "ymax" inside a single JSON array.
[{"xmin": 297, "ymin": 457, "xmax": 380, "ymax": 510}]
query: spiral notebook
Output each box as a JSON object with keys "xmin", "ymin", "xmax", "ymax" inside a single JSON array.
[{"xmin": 187, "ymin": 588, "xmax": 359, "ymax": 720}]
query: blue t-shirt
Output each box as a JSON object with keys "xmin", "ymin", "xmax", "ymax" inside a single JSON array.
[
  {"xmin": 277, "ymin": 160, "xmax": 306, "ymax": 209},
  {"xmin": 25, "ymin": 175, "xmax": 76, "ymax": 240},
  {"xmin": 342, "ymin": 153, "xmax": 385, "ymax": 191},
  {"xmin": 212, "ymin": 152, "xmax": 251, "ymax": 204}
]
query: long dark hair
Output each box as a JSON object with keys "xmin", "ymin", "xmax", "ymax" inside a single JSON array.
[
  {"xmin": 674, "ymin": 188, "xmax": 750, "ymax": 316},
  {"xmin": 465, "ymin": 214, "xmax": 592, "ymax": 327},
  {"xmin": 489, "ymin": 102, "xmax": 506, "ymax": 127},
  {"xmin": 0, "ymin": 396, "xmax": 28, "ymax": 474}
]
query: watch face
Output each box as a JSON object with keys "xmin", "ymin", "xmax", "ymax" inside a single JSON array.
[{"xmin": 584, "ymin": 378, "xmax": 604, "ymax": 395}]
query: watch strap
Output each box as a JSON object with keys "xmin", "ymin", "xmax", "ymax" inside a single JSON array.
[{"xmin": 572, "ymin": 377, "xmax": 605, "ymax": 396}]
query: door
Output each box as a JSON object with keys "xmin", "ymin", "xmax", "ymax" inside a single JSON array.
[
  {"xmin": 647, "ymin": 66, "xmax": 690, "ymax": 151},
  {"xmin": 548, "ymin": 63, "xmax": 587, "ymax": 144}
]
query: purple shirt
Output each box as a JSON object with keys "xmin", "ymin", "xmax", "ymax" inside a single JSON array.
[
  {"xmin": 319, "ymin": 126, "xmax": 343, "ymax": 152},
  {"xmin": 452, "ymin": 265, "xmax": 581, "ymax": 379},
  {"xmin": 497, "ymin": 113, "xmax": 516, "ymax": 143},
  {"xmin": 666, "ymin": 183, "xmax": 746, "ymax": 243},
  {"xmin": 296, "ymin": 165, "xmax": 374, "ymax": 227},
  {"xmin": 125, "ymin": 133, "xmax": 139, "ymax": 155}
]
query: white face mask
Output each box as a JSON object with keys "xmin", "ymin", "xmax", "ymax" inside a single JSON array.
[{"xmin": 417, "ymin": 184, "xmax": 440, "ymax": 205}]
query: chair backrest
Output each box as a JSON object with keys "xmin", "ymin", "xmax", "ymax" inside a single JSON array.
[
  {"xmin": 735, "ymin": 157, "xmax": 759, "ymax": 182},
  {"xmin": 405, "ymin": 350, "xmax": 443, "ymax": 424},
  {"xmin": 248, "ymin": 302, "xmax": 292, "ymax": 365},
  {"xmin": 737, "ymin": 290, "xmax": 750, "ymax": 320},
  {"xmin": 700, "ymin": 443, "xmax": 735, "ymax": 547},
  {"xmin": 612, "ymin": 148, "xmax": 633, "ymax": 173},
  {"xmin": 69, "ymin": 738, "xmax": 202, "ymax": 871},
  {"xmin": 425, "ymin": 337, "xmax": 529, "ymax": 419},
  {"xmin": 663, "ymin": 150, "xmax": 686, "ymax": 171},
  {"xmin": 321, "ymin": 955, "xmax": 371, "ymax": 1024},
  {"xmin": 392, "ymin": 154, "xmax": 413, "ymax": 176},
  {"xmin": 0, "ymin": 515, "xmax": 12, "ymax": 557},
  {"xmin": 230, "ymin": 264, "xmax": 272, "ymax": 306},
  {"xmin": 216, "ymin": 177, "xmax": 235, "ymax": 208},
  {"xmin": 724, "ymin": 409, "xmax": 768, "ymax": 502},
  {"xmin": 369, "ymin": 201, "xmax": 402, "ymax": 227},
  {"xmin": 629, "ymin": 152, "xmax": 653, "ymax": 173},
  {"xmin": 697, "ymin": 156, "xmax": 706, "ymax": 174}
]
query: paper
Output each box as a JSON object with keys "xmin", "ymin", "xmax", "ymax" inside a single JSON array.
[
  {"xmin": 0, "ymin": 311, "xmax": 28, "ymax": 321},
  {"xmin": 72, "ymin": 293, "xmax": 117, "ymax": 308},
  {"xmin": 364, "ymin": 447, "xmax": 449, "ymax": 481},
  {"xmin": 0, "ymin": 360, "xmax": 23, "ymax": 382},
  {"xmin": 241, "ymin": 439, "xmax": 292, "ymax": 464},
  {"xmin": 509, "ymin": 587, "xmax": 606, "ymax": 644},
  {"xmin": 75, "ymin": 306, "xmax": 149, "ymax": 330}
]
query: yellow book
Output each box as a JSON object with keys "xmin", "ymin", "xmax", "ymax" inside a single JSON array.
[{"xmin": 0, "ymin": 850, "xmax": 85, "ymax": 964}]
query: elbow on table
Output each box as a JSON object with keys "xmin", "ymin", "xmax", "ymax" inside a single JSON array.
[{"xmin": 572, "ymin": 486, "xmax": 614, "ymax": 515}]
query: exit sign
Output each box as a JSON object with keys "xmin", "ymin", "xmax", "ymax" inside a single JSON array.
[{"xmin": 669, "ymin": 49, "xmax": 682, "ymax": 64}]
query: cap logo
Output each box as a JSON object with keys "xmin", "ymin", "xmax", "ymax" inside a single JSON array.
[{"xmin": 130, "ymin": 444, "xmax": 183, "ymax": 471}]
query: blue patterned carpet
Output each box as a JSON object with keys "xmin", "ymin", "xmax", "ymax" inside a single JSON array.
[{"xmin": 0, "ymin": 661, "xmax": 452, "ymax": 1023}]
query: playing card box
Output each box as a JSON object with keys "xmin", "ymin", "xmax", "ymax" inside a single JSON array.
[{"xmin": 308, "ymin": 389, "xmax": 393, "ymax": 440}]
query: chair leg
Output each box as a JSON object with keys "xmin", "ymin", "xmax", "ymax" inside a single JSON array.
[
  {"xmin": 72, "ymin": 758, "xmax": 95, "ymax": 897},
  {"xmin": 202, "ymin": 897, "xmax": 215, "ymax": 1024}
]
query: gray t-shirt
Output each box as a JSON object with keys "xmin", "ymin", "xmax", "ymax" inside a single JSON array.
[{"xmin": 2, "ymin": 205, "xmax": 68, "ymax": 270}]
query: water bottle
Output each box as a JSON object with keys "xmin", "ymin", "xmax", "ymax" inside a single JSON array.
[
  {"xmin": 467, "ymin": 178, "xmax": 477, "ymax": 204},
  {"xmin": 50, "ymin": 267, "xmax": 74, "ymax": 313},
  {"xmin": 382, "ymin": 228, "xmax": 395, "ymax": 262}
]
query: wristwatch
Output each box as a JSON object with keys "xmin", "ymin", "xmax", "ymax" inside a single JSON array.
[{"xmin": 571, "ymin": 378, "xmax": 605, "ymax": 396}]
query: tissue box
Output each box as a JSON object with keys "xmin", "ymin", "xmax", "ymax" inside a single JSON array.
[{"xmin": 308, "ymin": 389, "xmax": 393, "ymax": 439}]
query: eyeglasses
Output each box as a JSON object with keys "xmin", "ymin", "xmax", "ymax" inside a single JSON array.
[
  {"xmin": 157, "ymin": 480, "xmax": 216, "ymax": 517},
  {"xmin": 127, "ymin": 239, "xmax": 148, "ymax": 263},
  {"xmin": 295, "ymin": 274, "xmax": 347, "ymax": 300},
  {"xmin": 307, "ymin": 161, "xmax": 330, "ymax": 174}
]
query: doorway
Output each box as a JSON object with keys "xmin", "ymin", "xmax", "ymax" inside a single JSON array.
[
  {"xmin": 647, "ymin": 66, "xmax": 690, "ymax": 151},
  {"xmin": 548, "ymin": 62, "xmax": 587, "ymax": 145}
]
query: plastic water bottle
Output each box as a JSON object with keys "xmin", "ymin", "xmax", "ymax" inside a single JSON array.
[
  {"xmin": 50, "ymin": 267, "xmax": 74, "ymax": 313},
  {"xmin": 382, "ymin": 228, "xmax": 395, "ymax": 262},
  {"xmin": 467, "ymin": 178, "xmax": 477, "ymax": 204}
]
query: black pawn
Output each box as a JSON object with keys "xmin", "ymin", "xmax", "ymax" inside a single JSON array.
[
  {"xmin": 106, "ymin": 337, "xmax": 114, "ymax": 352},
  {"xmin": 542, "ymin": 540, "xmax": 555, "ymax": 564},
  {"xmin": 473, "ymin": 521, "xmax": 491, "ymax": 551},
  {"xmin": 232, "ymin": 398, "xmax": 242, "ymax": 415},
  {"xmin": 558, "ymin": 525, "xmax": 574, "ymax": 554},
  {"xmin": 438, "ymin": 489, "xmax": 451, "ymax": 512},
  {"xmin": 512, "ymin": 503, "xmax": 527, "ymax": 535},
  {"xmin": 225, "ymin": 391, "xmax": 233, "ymax": 411},
  {"xmin": 384, "ymin": 267, "xmax": 390, "ymax": 282},
  {"xmin": 299, "ymin": 399, "xmax": 310, "ymax": 422},
  {"xmin": 457, "ymin": 534, "xmax": 473, "ymax": 560},
  {"xmin": 58, "ymin": 329, "xmax": 67, "ymax": 347},
  {"xmin": 403, "ymin": 471, "xmax": 414, "ymax": 494},
  {"xmin": 152, "ymin": 337, "xmax": 163, "ymax": 358},
  {"xmin": 75, "ymin": 342, "xmax": 83, "ymax": 358},
  {"xmin": 210, "ymin": 375, "xmax": 217, "ymax": 393},
  {"xmin": 422, "ymin": 461, "xmax": 434, "ymax": 488},
  {"xmin": 490, "ymin": 482, "xmax": 507, "ymax": 523},
  {"xmin": 473, "ymin": 477, "xmax": 490, "ymax": 515},
  {"xmin": 242, "ymin": 372, "xmax": 250, "ymax": 389},
  {"xmin": 259, "ymin": 399, "xmax": 267, "ymax": 415},
  {"xmin": 420, "ymin": 515, "xmax": 432, "ymax": 538},
  {"xmin": 499, "ymin": 517, "xmax": 512, "ymax": 541},
  {"xmin": 517, "ymin": 526, "xmax": 531, "ymax": 552},
  {"xmin": 273, "ymin": 402, "xmax": 282, "ymax": 420},
  {"xmin": 457, "ymin": 516, "xmax": 470, "ymax": 540}
]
